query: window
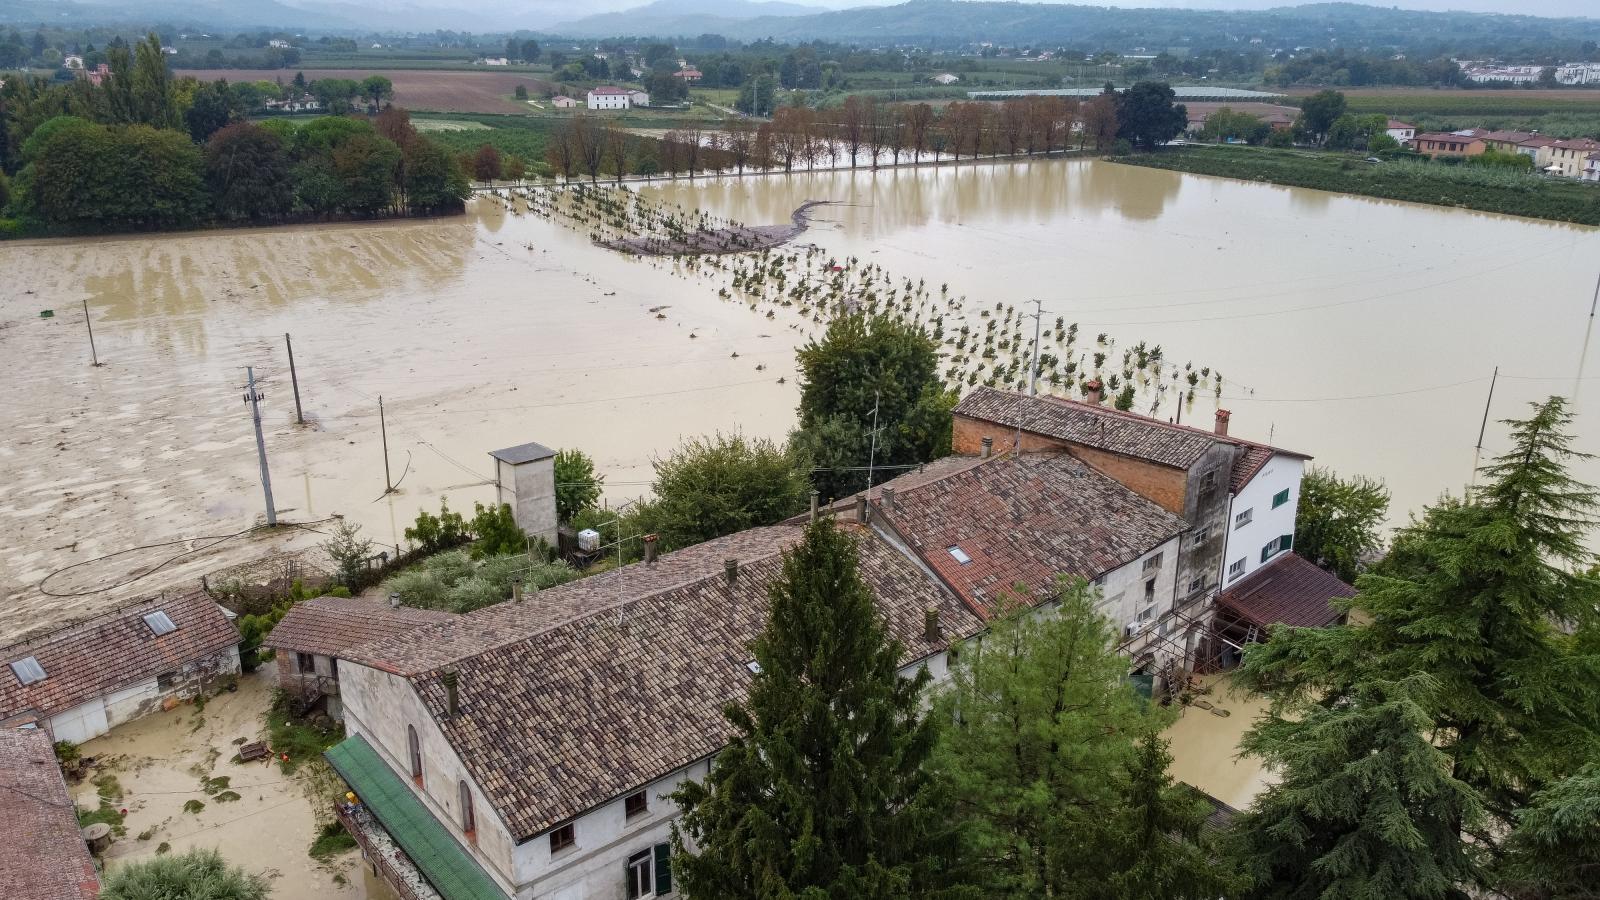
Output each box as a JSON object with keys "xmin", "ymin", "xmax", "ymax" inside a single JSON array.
[
  {"xmin": 1142, "ymin": 552, "xmax": 1163, "ymax": 573},
  {"xmin": 142, "ymin": 611, "xmax": 178, "ymax": 636},
  {"xmin": 1261, "ymin": 534, "xmax": 1293, "ymax": 562},
  {"xmin": 1191, "ymin": 526, "xmax": 1211, "ymax": 545},
  {"xmin": 1188, "ymin": 576, "xmax": 1206, "ymax": 595},
  {"xmin": 459, "ymin": 781, "xmax": 476, "ymax": 835},
  {"xmin": 1144, "ymin": 578, "xmax": 1156, "ymax": 603},
  {"xmin": 1234, "ymin": 508, "xmax": 1253, "ymax": 529},
  {"xmin": 1136, "ymin": 604, "xmax": 1157, "ymax": 623},
  {"xmin": 9, "ymin": 656, "xmax": 46, "ymax": 686},
  {"xmin": 407, "ymin": 725, "xmax": 424, "ymax": 783},
  {"xmin": 625, "ymin": 790, "xmax": 648, "ymax": 820},
  {"xmin": 1199, "ymin": 470, "xmax": 1216, "ymax": 494},
  {"xmin": 157, "ymin": 671, "xmax": 177, "ymax": 691},
  {"xmin": 744, "ymin": 660, "xmax": 762, "ymax": 675},
  {"xmin": 1228, "ymin": 558, "xmax": 1246, "ymax": 581},
  {"xmin": 947, "ymin": 546, "xmax": 972, "ymax": 565},
  {"xmin": 627, "ymin": 849, "xmax": 654, "ymax": 899},
  {"xmin": 1272, "ymin": 488, "xmax": 1291, "ymax": 509},
  {"xmin": 550, "ymin": 823, "xmax": 575, "ymax": 854},
  {"xmin": 297, "ymin": 652, "xmax": 316, "ymax": 674}
]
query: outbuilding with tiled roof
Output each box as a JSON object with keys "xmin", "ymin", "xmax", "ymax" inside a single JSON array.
[
  {"xmin": 0, "ymin": 728, "xmax": 100, "ymax": 900},
  {"xmin": 1216, "ymin": 551, "xmax": 1356, "ymax": 637},
  {"xmin": 0, "ymin": 591, "xmax": 240, "ymax": 744}
]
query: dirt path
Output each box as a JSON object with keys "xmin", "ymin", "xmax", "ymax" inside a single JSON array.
[
  {"xmin": 599, "ymin": 200, "xmax": 832, "ymax": 256},
  {"xmin": 70, "ymin": 670, "xmax": 383, "ymax": 897}
]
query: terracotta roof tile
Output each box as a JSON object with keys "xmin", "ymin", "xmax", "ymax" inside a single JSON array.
[
  {"xmin": 0, "ymin": 592, "xmax": 239, "ymax": 721},
  {"xmin": 0, "ymin": 728, "xmax": 100, "ymax": 900},
  {"xmin": 953, "ymin": 387, "xmax": 1307, "ymax": 492},
  {"xmin": 873, "ymin": 453, "xmax": 1188, "ymax": 617},
  {"xmin": 1217, "ymin": 552, "xmax": 1355, "ymax": 629},
  {"xmin": 262, "ymin": 596, "xmax": 456, "ymax": 659},
  {"xmin": 394, "ymin": 526, "xmax": 980, "ymax": 841}
]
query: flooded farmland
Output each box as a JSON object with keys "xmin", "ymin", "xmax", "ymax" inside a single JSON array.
[{"xmin": 3, "ymin": 156, "xmax": 1598, "ymax": 640}]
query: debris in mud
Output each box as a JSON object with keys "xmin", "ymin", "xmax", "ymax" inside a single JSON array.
[{"xmin": 599, "ymin": 201, "xmax": 833, "ymax": 257}]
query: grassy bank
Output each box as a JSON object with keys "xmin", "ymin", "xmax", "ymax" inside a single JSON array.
[{"xmin": 1115, "ymin": 145, "xmax": 1600, "ymax": 226}]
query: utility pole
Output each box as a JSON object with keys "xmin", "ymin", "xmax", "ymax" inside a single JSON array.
[
  {"xmin": 1469, "ymin": 366, "xmax": 1499, "ymax": 497},
  {"xmin": 244, "ymin": 367, "xmax": 276, "ymax": 526},
  {"xmin": 864, "ymin": 389, "xmax": 881, "ymax": 500},
  {"xmin": 1589, "ymin": 269, "xmax": 1599, "ymax": 318},
  {"xmin": 1026, "ymin": 298, "xmax": 1043, "ymax": 396},
  {"xmin": 284, "ymin": 333, "xmax": 304, "ymax": 425},
  {"xmin": 82, "ymin": 300, "xmax": 101, "ymax": 367},
  {"xmin": 379, "ymin": 395, "xmax": 394, "ymax": 494}
]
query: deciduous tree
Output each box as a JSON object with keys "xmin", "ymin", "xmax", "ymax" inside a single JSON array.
[
  {"xmin": 1294, "ymin": 467, "xmax": 1389, "ymax": 582},
  {"xmin": 1115, "ymin": 81, "xmax": 1187, "ymax": 150},
  {"xmin": 205, "ymin": 122, "xmax": 293, "ymax": 220},
  {"xmin": 100, "ymin": 848, "xmax": 268, "ymax": 900},
  {"xmin": 650, "ymin": 432, "xmax": 809, "ymax": 549}
]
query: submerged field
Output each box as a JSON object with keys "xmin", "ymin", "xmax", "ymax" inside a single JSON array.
[{"xmin": 1116, "ymin": 145, "xmax": 1600, "ymax": 225}]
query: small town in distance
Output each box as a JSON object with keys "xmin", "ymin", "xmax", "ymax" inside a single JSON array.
[{"xmin": 2, "ymin": 1, "xmax": 1600, "ymax": 898}]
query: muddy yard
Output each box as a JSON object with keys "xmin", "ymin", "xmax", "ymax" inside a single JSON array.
[{"xmin": 70, "ymin": 669, "xmax": 392, "ymax": 898}]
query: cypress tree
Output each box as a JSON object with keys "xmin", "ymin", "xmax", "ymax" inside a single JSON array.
[
  {"xmin": 1233, "ymin": 397, "xmax": 1600, "ymax": 891},
  {"xmin": 670, "ymin": 518, "xmax": 955, "ymax": 899}
]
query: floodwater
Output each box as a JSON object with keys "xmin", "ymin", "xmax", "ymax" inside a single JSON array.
[
  {"xmin": 70, "ymin": 670, "xmax": 386, "ymax": 898},
  {"xmin": 3, "ymin": 157, "xmax": 1598, "ymax": 641},
  {"xmin": 1162, "ymin": 674, "xmax": 1273, "ymax": 810}
]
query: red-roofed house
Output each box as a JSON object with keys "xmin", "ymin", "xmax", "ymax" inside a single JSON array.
[
  {"xmin": 0, "ymin": 592, "xmax": 240, "ymax": 744},
  {"xmin": 1409, "ymin": 131, "xmax": 1486, "ymax": 158},
  {"xmin": 585, "ymin": 86, "xmax": 636, "ymax": 110},
  {"xmin": 672, "ymin": 68, "xmax": 701, "ymax": 83},
  {"xmin": 0, "ymin": 729, "xmax": 100, "ymax": 900},
  {"xmin": 1540, "ymin": 137, "xmax": 1600, "ymax": 178}
]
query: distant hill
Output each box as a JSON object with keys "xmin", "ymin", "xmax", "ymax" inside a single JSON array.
[
  {"xmin": 554, "ymin": 0, "xmax": 825, "ymax": 37},
  {"xmin": 542, "ymin": 0, "xmax": 1600, "ymax": 51}
]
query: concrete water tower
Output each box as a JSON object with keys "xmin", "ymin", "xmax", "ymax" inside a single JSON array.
[{"xmin": 488, "ymin": 441, "xmax": 558, "ymax": 547}]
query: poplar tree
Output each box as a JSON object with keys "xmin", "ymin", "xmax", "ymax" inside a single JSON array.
[
  {"xmin": 1232, "ymin": 397, "xmax": 1600, "ymax": 892},
  {"xmin": 670, "ymin": 518, "xmax": 955, "ymax": 899}
]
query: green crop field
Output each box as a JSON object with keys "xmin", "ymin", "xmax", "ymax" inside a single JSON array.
[{"xmin": 1117, "ymin": 144, "xmax": 1600, "ymax": 226}]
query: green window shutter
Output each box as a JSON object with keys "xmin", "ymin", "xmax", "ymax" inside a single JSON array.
[
  {"xmin": 655, "ymin": 842, "xmax": 673, "ymax": 895},
  {"xmin": 1281, "ymin": 533, "xmax": 1293, "ymax": 552},
  {"xmin": 1272, "ymin": 488, "xmax": 1290, "ymax": 508},
  {"xmin": 1261, "ymin": 544, "xmax": 1270, "ymax": 563}
]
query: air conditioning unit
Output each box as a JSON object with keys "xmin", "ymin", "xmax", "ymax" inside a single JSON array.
[{"xmin": 1125, "ymin": 622, "xmax": 1145, "ymax": 638}]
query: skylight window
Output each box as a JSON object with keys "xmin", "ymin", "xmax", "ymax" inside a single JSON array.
[
  {"xmin": 745, "ymin": 660, "xmax": 762, "ymax": 675},
  {"xmin": 10, "ymin": 657, "xmax": 46, "ymax": 686},
  {"xmin": 947, "ymin": 546, "xmax": 972, "ymax": 565},
  {"xmin": 143, "ymin": 611, "xmax": 177, "ymax": 636}
]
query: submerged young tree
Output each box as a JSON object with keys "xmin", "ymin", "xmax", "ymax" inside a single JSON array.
[
  {"xmin": 933, "ymin": 579, "xmax": 1230, "ymax": 898},
  {"xmin": 670, "ymin": 518, "xmax": 956, "ymax": 899},
  {"xmin": 1233, "ymin": 397, "xmax": 1600, "ymax": 894}
]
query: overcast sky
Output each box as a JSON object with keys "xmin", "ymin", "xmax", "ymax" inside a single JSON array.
[{"xmin": 788, "ymin": 0, "xmax": 1596, "ymax": 17}]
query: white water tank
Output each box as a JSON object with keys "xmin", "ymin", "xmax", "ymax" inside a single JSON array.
[{"xmin": 577, "ymin": 528, "xmax": 601, "ymax": 553}]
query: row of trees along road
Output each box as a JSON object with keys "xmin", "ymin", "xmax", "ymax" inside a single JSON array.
[
  {"xmin": 0, "ymin": 33, "xmax": 468, "ymax": 232},
  {"xmin": 541, "ymin": 82, "xmax": 1189, "ymax": 183}
]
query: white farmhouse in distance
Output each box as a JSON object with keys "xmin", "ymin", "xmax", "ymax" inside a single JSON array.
[
  {"xmin": 931, "ymin": 72, "xmax": 960, "ymax": 85},
  {"xmin": 586, "ymin": 86, "xmax": 634, "ymax": 109}
]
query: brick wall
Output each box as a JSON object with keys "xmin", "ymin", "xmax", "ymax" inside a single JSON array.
[{"xmin": 952, "ymin": 413, "xmax": 1189, "ymax": 514}]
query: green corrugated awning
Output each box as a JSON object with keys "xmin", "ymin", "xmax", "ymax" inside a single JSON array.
[{"xmin": 326, "ymin": 735, "xmax": 507, "ymax": 900}]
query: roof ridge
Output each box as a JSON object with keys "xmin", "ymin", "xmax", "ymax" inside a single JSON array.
[{"xmin": 0, "ymin": 589, "xmax": 211, "ymax": 654}]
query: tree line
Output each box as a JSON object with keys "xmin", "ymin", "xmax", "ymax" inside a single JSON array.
[{"xmin": 0, "ymin": 34, "xmax": 468, "ymax": 234}]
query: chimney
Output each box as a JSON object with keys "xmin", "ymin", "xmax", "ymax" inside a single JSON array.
[
  {"xmin": 1214, "ymin": 409, "xmax": 1231, "ymax": 436},
  {"xmin": 442, "ymin": 670, "xmax": 459, "ymax": 718},
  {"xmin": 809, "ymin": 490, "xmax": 819, "ymax": 522},
  {"xmin": 882, "ymin": 486, "xmax": 896, "ymax": 514},
  {"xmin": 855, "ymin": 494, "xmax": 869, "ymax": 524},
  {"xmin": 643, "ymin": 534, "xmax": 659, "ymax": 565},
  {"xmin": 1083, "ymin": 377, "xmax": 1104, "ymax": 405},
  {"xmin": 388, "ymin": 592, "xmax": 401, "ymax": 609},
  {"xmin": 512, "ymin": 578, "xmax": 523, "ymax": 603},
  {"xmin": 724, "ymin": 558, "xmax": 739, "ymax": 586},
  {"xmin": 923, "ymin": 606, "xmax": 941, "ymax": 642},
  {"xmin": 980, "ymin": 436, "xmax": 993, "ymax": 459}
]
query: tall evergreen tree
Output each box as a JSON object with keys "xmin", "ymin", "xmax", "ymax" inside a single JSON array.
[
  {"xmin": 1224, "ymin": 674, "xmax": 1482, "ymax": 899},
  {"xmin": 1496, "ymin": 765, "xmax": 1600, "ymax": 898},
  {"xmin": 1107, "ymin": 734, "xmax": 1241, "ymax": 900},
  {"xmin": 671, "ymin": 518, "xmax": 955, "ymax": 899},
  {"xmin": 933, "ymin": 578, "xmax": 1228, "ymax": 898},
  {"xmin": 1234, "ymin": 397, "xmax": 1600, "ymax": 890}
]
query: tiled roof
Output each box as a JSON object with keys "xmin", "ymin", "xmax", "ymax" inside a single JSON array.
[
  {"xmin": 953, "ymin": 387, "xmax": 1307, "ymax": 492},
  {"xmin": 588, "ymin": 86, "xmax": 629, "ymax": 95},
  {"xmin": 395, "ymin": 524, "xmax": 980, "ymax": 841},
  {"xmin": 1385, "ymin": 119, "xmax": 1413, "ymax": 129},
  {"xmin": 263, "ymin": 596, "xmax": 456, "ymax": 659},
  {"xmin": 872, "ymin": 452, "xmax": 1189, "ymax": 618},
  {"xmin": 1518, "ymin": 135, "xmax": 1559, "ymax": 148},
  {"xmin": 0, "ymin": 591, "xmax": 239, "ymax": 721},
  {"xmin": 1412, "ymin": 132, "xmax": 1483, "ymax": 145},
  {"xmin": 1481, "ymin": 130, "xmax": 1538, "ymax": 144},
  {"xmin": 487, "ymin": 442, "xmax": 553, "ymax": 465},
  {"xmin": 1553, "ymin": 137, "xmax": 1600, "ymax": 151},
  {"xmin": 0, "ymin": 728, "xmax": 100, "ymax": 900},
  {"xmin": 1217, "ymin": 552, "xmax": 1355, "ymax": 630}
]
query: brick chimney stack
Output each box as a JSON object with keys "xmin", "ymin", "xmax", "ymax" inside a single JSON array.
[
  {"xmin": 1083, "ymin": 378, "xmax": 1104, "ymax": 405},
  {"xmin": 443, "ymin": 670, "xmax": 459, "ymax": 718},
  {"xmin": 1214, "ymin": 409, "xmax": 1232, "ymax": 436}
]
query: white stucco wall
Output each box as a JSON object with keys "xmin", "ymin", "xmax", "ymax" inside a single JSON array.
[
  {"xmin": 586, "ymin": 93, "xmax": 629, "ymax": 110},
  {"xmin": 1222, "ymin": 454, "xmax": 1305, "ymax": 587},
  {"xmin": 47, "ymin": 645, "xmax": 240, "ymax": 745},
  {"xmin": 496, "ymin": 456, "xmax": 558, "ymax": 547},
  {"xmin": 1093, "ymin": 535, "xmax": 1183, "ymax": 641},
  {"xmin": 340, "ymin": 664, "xmax": 521, "ymax": 897}
]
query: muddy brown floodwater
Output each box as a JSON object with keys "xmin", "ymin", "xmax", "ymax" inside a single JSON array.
[
  {"xmin": 70, "ymin": 670, "xmax": 391, "ymax": 898},
  {"xmin": 3, "ymin": 157, "xmax": 1598, "ymax": 644}
]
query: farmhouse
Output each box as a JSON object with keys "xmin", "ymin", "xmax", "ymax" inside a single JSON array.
[
  {"xmin": 585, "ymin": 86, "xmax": 634, "ymax": 110},
  {"xmin": 0, "ymin": 729, "xmax": 99, "ymax": 900},
  {"xmin": 931, "ymin": 72, "xmax": 961, "ymax": 85},
  {"xmin": 1584, "ymin": 152, "xmax": 1599, "ymax": 182},
  {"xmin": 1384, "ymin": 119, "xmax": 1415, "ymax": 142},
  {"xmin": 263, "ymin": 595, "xmax": 455, "ymax": 721},
  {"xmin": 626, "ymin": 89, "xmax": 650, "ymax": 107},
  {"xmin": 1408, "ymin": 131, "xmax": 1486, "ymax": 158},
  {"xmin": 0, "ymin": 591, "xmax": 240, "ymax": 744},
  {"xmin": 550, "ymin": 95, "xmax": 579, "ymax": 108},
  {"xmin": 1539, "ymin": 137, "xmax": 1600, "ymax": 178},
  {"xmin": 672, "ymin": 68, "xmax": 701, "ymax": 83}
]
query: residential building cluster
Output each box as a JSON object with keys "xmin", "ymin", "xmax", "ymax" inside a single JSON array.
[
  {"xmin": 1406, "ymin": 127, "xmax": 1600, "ymax": 180},
  {"xmin": 0, "ymin": 388, "xmax": 1355, "ymax": 900},
  {"xmin": 1458, "ymin": 60, "xmax": 1600, "ymax": 85}
]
